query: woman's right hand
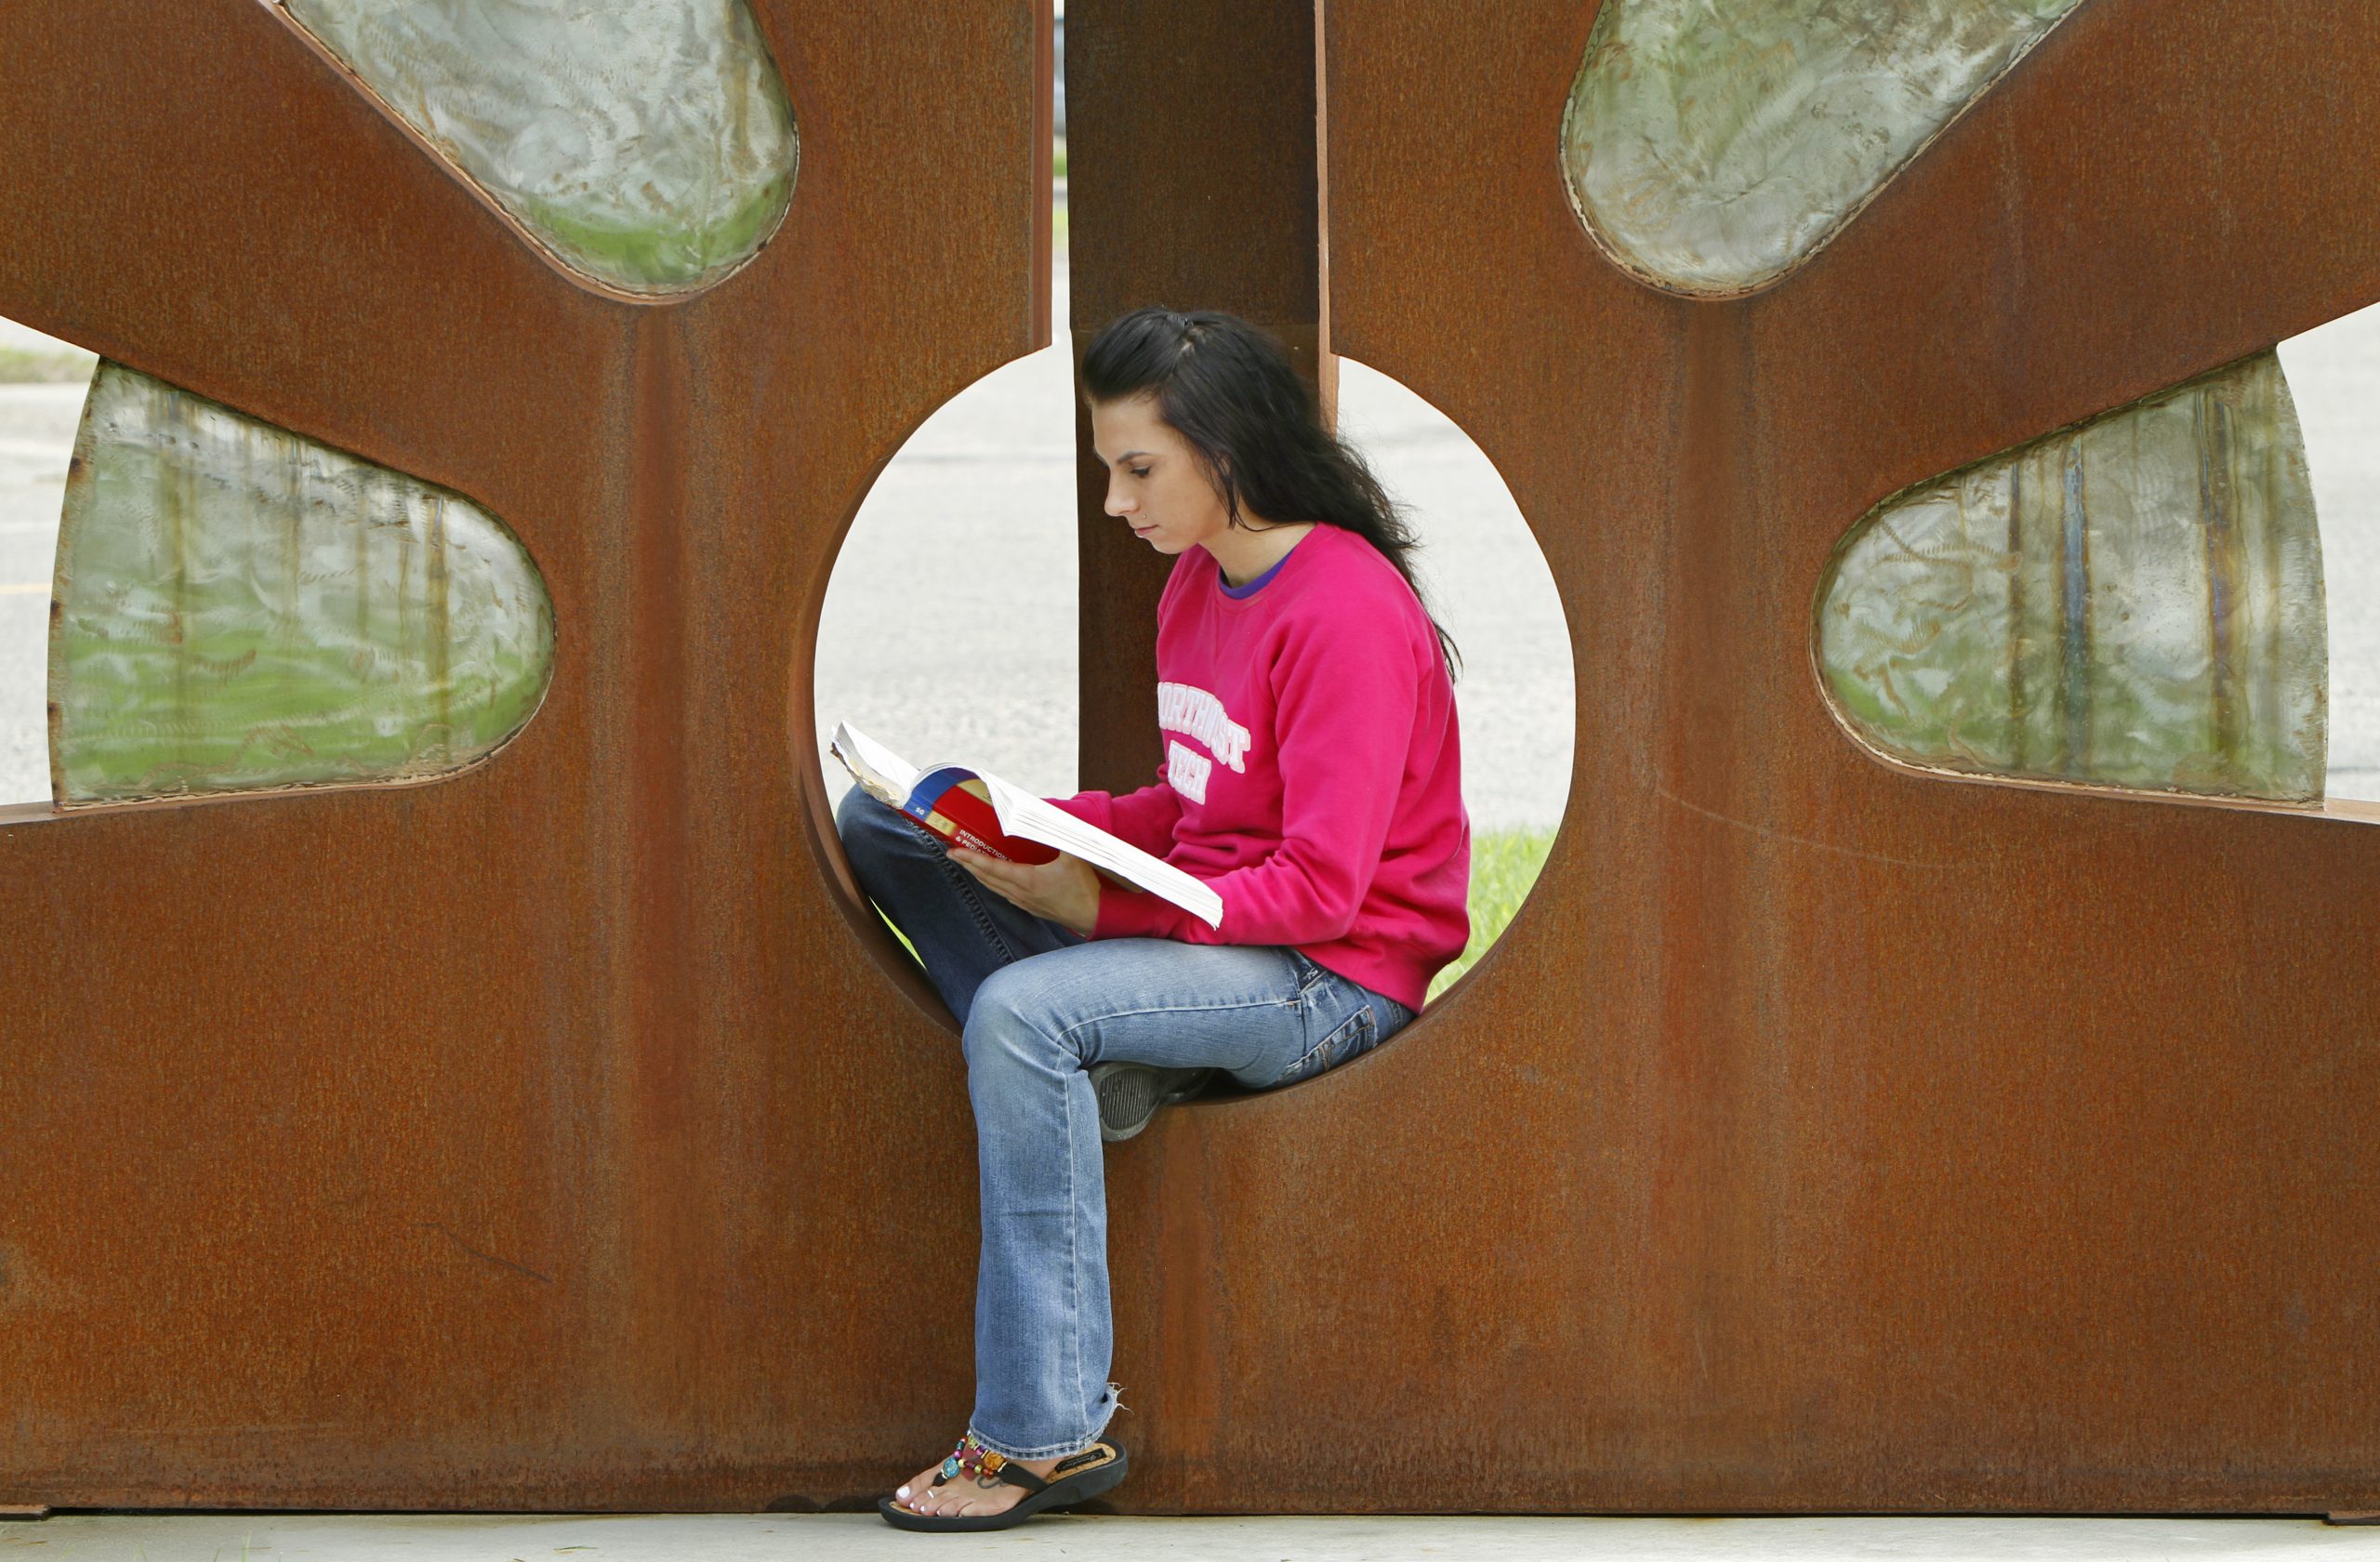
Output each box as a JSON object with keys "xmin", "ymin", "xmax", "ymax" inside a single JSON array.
[{"xmin": 948, "ymin": 846, "xmax": 1103, "ymax": 937}]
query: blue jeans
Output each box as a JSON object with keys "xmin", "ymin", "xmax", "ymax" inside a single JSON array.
[{"xmin": 834, "ymin": 787, "xmax": 1414, "ymax": 1461}]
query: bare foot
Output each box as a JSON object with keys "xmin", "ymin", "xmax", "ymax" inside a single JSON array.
[{"xmin": 890, "ymin": 1447, "xmax": 1064, "ymax": 1521}]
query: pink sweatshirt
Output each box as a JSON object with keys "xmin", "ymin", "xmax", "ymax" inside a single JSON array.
[{"xmin": 1048, "ymin": 522, "xmax": 1471, "ymax": 1013}]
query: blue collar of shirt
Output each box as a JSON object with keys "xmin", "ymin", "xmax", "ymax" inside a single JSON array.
[{"xmin": 1217, "ymin": 538, "xmax": 1302, "ymax": 598}]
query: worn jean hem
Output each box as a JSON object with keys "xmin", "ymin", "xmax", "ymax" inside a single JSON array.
[{"xmin": 971, "ymin": 1385, "xmax": 1121, "ymax": 1463}]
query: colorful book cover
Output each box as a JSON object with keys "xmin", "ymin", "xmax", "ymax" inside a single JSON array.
[
  {"xmin": 829, "ymin": 721, "xmax": 1222, "ymax": 928},
  {"xmin": 904, "ymin": 767, "xmax": 1059, "ymax": 865}
]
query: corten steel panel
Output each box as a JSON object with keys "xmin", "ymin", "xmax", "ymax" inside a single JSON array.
[
  {"xmin": 1089, "ymin": 0, "xmax": 2380, "ymax": 1516},
  {"xmin": 7, "ymin": 0, "xmax": 2379, "ymax": 1522},
  {"xmin": 0, "ymin": 0, "xmax": 1051, "ymax": 1511},
  {"xmin": 1065, "ymin": 0, "xmax": 1323, "ymax": 795}
]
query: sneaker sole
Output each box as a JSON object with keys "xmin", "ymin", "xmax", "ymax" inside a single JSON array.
[{"xmin": 1091, "ymin": 1064, "xmax": 1212, "ymax": 1143}]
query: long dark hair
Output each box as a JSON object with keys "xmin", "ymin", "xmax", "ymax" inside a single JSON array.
[{"xmin": 1079, "ymin": 307, "xmax": 1461, "ymax": 680}]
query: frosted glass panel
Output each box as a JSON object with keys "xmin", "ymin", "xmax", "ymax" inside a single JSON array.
[
  {"xmin": 1564, "ymin": 0, "xmax": 2082, "ymax": 294},
  {"xmin": 1817, "ymin": 351, "xmax": 2327, "ymax": 802},
  {"xmin": 280, "ymin": 0, "xmax": 798, "ymax": 295},
  {"xmin": 51, "ymin": 364, "xmax": 555, "ymax": 806}
]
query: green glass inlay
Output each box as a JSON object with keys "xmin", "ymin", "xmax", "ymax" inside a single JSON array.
[
  {"xmin": 1817, "ymin": 351, "xmax": 2327, "ymax": 802},
  {"xmin": 279, "ymin": 0, "xmax": 798, "ymax": 295},
  {"xmin": 1563, "ymin": 0, "xmax": 2084, "ymax": 295},
  {"xmin": 49, "ymin": 364, "xmax": 555, "ymax": 806}
]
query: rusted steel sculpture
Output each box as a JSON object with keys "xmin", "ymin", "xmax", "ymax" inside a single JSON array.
[
  {"xmin": 1270, "ymin": 0, "xmax": 2380, "ymax": 1516},
  {"xmin": 2, "ymin": 0, "xmax": 2377, "ymax": 1519},
  {"xmin": 0, "ymin": 0, "xmax": 1052, "ymax": 1511}
]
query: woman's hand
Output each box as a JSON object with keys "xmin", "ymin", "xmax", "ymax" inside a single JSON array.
[{"xmin": 948, "ymin": 846, "xmax": 1103, "ymax": 938}]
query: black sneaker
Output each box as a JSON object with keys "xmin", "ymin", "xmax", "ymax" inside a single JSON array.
[{"xmin": 1089, "ymin": 1064, "xmax": 1214, "ymax": 1143}]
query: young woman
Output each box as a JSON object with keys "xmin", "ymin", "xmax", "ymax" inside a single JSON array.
[{"xmin": 838, "ymin": 307, "xmax": 1471, "ymax": 1532}]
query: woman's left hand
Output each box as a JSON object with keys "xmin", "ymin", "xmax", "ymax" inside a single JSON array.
[{"xmin": 948, "ymin": 846, "xmax": 1103, "ymax": 938}]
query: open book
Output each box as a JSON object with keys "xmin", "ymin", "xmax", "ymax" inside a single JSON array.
[{"xmin": 829, "ymin": 721, "xmax": 1223, "ymax": 930}]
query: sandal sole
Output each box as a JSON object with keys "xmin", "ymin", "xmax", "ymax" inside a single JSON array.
[{"xmin": 877, "ymin": 1443, "xmax": 1129, "ymax": 1531}]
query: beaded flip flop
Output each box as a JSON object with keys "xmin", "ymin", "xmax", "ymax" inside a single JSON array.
[{"xmin": 878, "ymin": 1428, "xmax": 1129, "ymax": 1532}]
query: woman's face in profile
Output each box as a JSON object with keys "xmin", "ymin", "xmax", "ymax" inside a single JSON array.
[{"xmin": 1089, "ymin": 391, "xmax": 1234, "ymax": 560}]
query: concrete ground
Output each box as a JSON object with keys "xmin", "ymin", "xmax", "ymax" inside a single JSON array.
[{"xmin": 7, "ymin": 1512, "xmax": 2379, "ymax": 1562}]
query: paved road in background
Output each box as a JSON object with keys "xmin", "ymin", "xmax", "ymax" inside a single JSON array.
[
  {"xmin": 0, "ymin": 352, "xmax": 84, "ymax": 807},
  {"xmin": 7, "ymin": 291, "xmax": 2377, "ymax": 822},
  {"xmin": 2281, "ymin": 314, "xmax": 2380, "ymax": 795}
]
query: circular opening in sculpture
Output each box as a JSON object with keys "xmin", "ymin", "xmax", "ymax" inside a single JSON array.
[{"xmin": 813, "ymin": 320, "xmax": 1573, "ymax": 1114}]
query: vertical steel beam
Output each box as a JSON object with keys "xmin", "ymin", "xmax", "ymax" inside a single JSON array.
[{"xmin": 1064, "ymin": 0, "xmax": 1323, "ymax": 793}]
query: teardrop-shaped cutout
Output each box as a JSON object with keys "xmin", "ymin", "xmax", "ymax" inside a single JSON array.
[
  {"xmin": 1564, "ymin": 0, "xmax": 2084, "ymax": 295},
  {"xmin": 50, "ymin": 364, "xmax": 556, "ymax": 806},
  {"xmin": 1815, "ymin": 351, "xmax": 2327, "ymax": 802},
  {"xmin": 277, "ymin": 0, "xmax": 799, "ymax": 296}
]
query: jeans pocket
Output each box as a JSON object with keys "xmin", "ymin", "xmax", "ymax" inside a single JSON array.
[{"xmin": 1270, "ymin": 1002, "xmax": 1379, "ymax": 1090}]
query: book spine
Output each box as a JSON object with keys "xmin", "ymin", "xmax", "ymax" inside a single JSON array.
[
  {"xmin": 904, "ymin": 776, "xmax": 1060, "ymax": 866},
  {"xmin": 932, "ymin": 816, "xmax": 1013, "ymax": 861}
]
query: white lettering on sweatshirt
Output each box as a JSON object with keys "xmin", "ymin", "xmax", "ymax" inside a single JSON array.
[
  {"xmin": 1157, "ymin": 681, "xmax": 1251, "ymax": 774},
  {"xmin": 1166, "ymin": 740, "xmax": 1213, "ymax": 803}
]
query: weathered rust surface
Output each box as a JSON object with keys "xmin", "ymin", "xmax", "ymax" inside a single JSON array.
[
  {"xmin": 1096, "ymin": 0, "xmax": 2380, "ymax": 1515},
  {"xmin": 1065, "ymin": 0, "xmax": 1322, "ymax": 796},
  {"xmin": 0, "ymin": 0, "xmax": 1047, "ymax": 1511},
  {"xmin": 5, "ymin": 0, "xmax": 2379, "ymax": 1520}
]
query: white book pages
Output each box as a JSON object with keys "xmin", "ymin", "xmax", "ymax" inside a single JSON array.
[
  {"xmin": 830, "ymin": 721, "xmax": 1224, "ymax": 930},
  {"xmin": 974, "ymin": 772, "xmax": 1223, "ymax": 929},
  {"xmin": 830, "ymin": 721, "xmax": 919, "ymax": 800}
]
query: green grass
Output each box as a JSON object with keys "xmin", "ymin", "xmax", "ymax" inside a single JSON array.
[
  {"xmin": 879, "ymin": 905, "xmax": 922, "ymax": 967},
  {"xmin": 1429, "ymin": 826, "xmax": 1555, "ymax": 1004},
  {"xmin": 1051, "ymin": 139, "xmax": 1070, "ymax": 253},
  {"xmin": 0, "ymin": 347, "xmax": 94, "ymax": 384}
]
